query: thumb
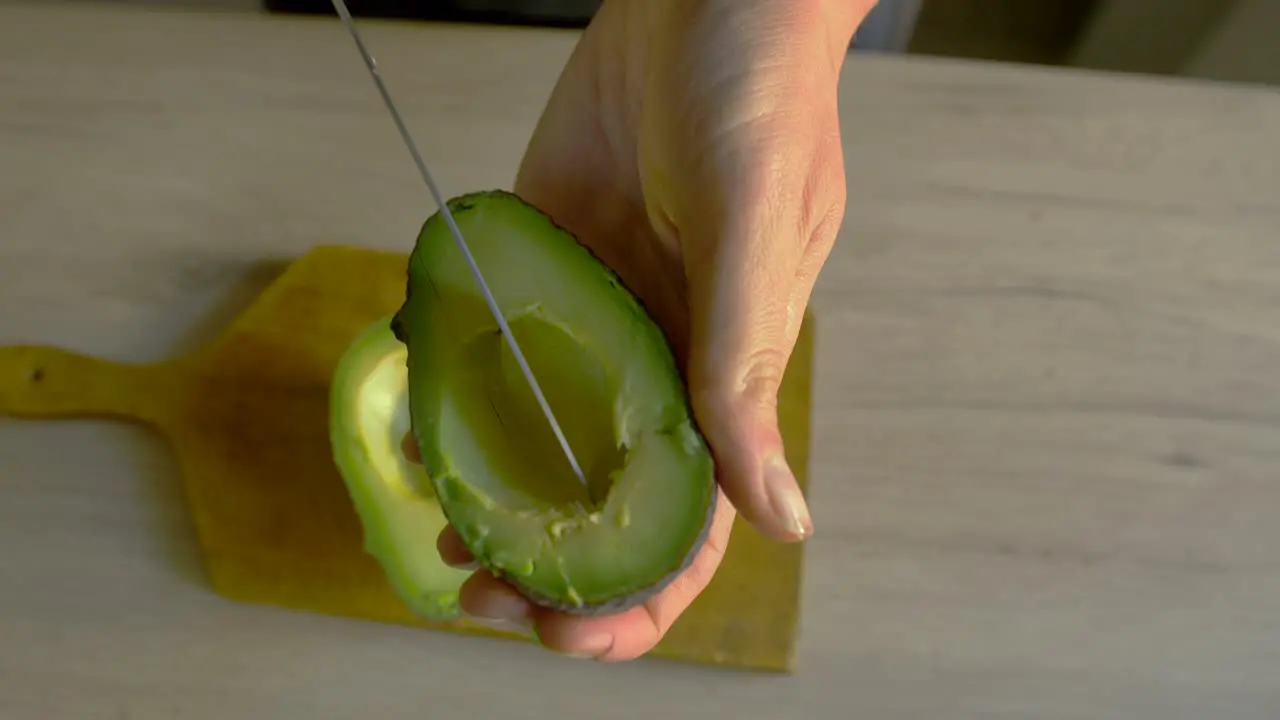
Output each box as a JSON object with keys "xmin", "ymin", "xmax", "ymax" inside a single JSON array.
[
  {"xmin": 691, "ymin": 339, "xmax": 810, "ymax": 544},
  {"xmin": 680, "ymin": 187, "xmax": 837, "ymax": 543}
]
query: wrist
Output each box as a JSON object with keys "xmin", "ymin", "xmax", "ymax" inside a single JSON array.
[
  {"xmin": 629, "ymin": 0, "xmax": 874, "ymax": 74},
  {"xmin": 762, "ymin": 0, "xmax": 876, "ymax": 68},
  {"xmin": 645, "ymin": 0, "xmax": 874, "ymax": 40},
  {"xmin": 820, "ymin": 0, "xmax": 877, "ymax": 37},
  {"xmin": 814, "ymin": 0, "xmax": 877, "ymax": 62}
]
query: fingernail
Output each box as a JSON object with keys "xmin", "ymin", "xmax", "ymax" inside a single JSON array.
[
  {"xmin": 563, "ymin": 632, "xmax": 613, "ymax": 660},
  {"xmin": 449, "ymin": 560, "xmax": 481, "ymax": 572},
  {"xmin": 471, "ymin": 616, "xmax": 531, "ymax": 633},
  {"xmin": 765, "ymin": 454, "xmax": 813, "ymax": 539},
  {"xmin": 467, "ymin": 591, "xmax": 531, "ymax": 626}
]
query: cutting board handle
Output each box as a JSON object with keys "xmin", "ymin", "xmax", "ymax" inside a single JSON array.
[{"xmin": 0, "ymin": 345, "xmax": 171, "ymax": 425}]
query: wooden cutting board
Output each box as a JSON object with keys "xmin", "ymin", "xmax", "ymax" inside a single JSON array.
[{"xmin": 0, "ymin": 245, "xmax": 815, "ymax": 673}]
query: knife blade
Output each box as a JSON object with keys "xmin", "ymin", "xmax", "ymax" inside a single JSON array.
[{"xmin": 327, "ymin": 0, "xmax": 588, "ymax": 489}]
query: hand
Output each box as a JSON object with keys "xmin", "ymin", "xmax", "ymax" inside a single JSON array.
[{"xmin": 403, "ymin": 0, "xmax": 870, "ymax": 660}]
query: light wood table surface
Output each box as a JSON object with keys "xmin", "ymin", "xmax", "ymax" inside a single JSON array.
[{"xmin": 3, "ymin": 2, "xmax": 1279, "ymax": 718}]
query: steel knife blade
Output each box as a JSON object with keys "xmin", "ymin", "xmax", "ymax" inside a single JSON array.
[{"xmin": 327, "ymin": 0, "xmax": 588, "ymax": 488}]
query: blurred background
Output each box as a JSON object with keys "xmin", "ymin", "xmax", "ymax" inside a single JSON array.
[{"xmin": 99, "ymin": 0, "xmax": 1279, "ymax": 87}]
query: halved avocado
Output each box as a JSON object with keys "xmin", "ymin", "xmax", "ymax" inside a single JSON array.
[
  {"xmin": 391, "ymin": 189, "xmax": 717, "ymax": 616},
  {"xmin": 329, "ymin": 316, "xmax": 473, "ymax": 621}
]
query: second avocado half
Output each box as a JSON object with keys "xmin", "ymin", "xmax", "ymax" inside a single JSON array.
[{"xmin": 391, "ymin": 189, "xmax": 718, "ymax": 616}]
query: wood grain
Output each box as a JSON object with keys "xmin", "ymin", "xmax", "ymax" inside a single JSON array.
[{"xmin": 2, "ymin": 2, "xmax": 1279, "ymax": 718}]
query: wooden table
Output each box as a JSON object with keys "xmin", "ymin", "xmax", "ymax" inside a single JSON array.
[{"xmin": 3, "ymin": 2, "xmax": 1279, "ymax": 717}]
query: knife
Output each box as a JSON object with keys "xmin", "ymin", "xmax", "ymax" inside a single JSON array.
[{"xmin": 327, "ymin": 0, "xmax": 588, "ymax": 489}]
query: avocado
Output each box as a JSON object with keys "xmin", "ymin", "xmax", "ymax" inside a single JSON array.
[
  {"xmin": 329, "ymin": 315, "xmax": 473, "ymax": 621},
  {"xmin": 390, "ymin": 189, "xmax": 717, "ymax": 616}
]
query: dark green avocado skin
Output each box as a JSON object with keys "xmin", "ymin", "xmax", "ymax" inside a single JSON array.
[{"xmin": 390, "ymin": 189, "xmax": 718, "ymax": 617}]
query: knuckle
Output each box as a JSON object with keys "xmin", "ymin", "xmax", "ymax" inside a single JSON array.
[{"xmin": 737, "ymin": 345, "xmax": 789, "ymax": 410}]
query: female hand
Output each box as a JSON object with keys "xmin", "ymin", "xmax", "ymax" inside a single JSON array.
[{"xmin": 404, "ymin": 0, "xmax": 871, "ymax": 661}]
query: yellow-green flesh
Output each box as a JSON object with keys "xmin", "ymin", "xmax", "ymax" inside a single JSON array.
[
  {"xmin": 394, "ymin": 190, "xmax": 715, "ymax": 612},
  {"xmin": 329, "ymin": 317, "xmax": 472, "ymax": 621}
]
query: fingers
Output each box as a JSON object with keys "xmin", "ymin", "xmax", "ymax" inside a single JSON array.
[
  {"xmin": 439, "ymin": 528, "xmax": 537, "ymax": 633},
  {"xmin": 440, "ymin": 491, "xmax": 736, "ymax": 661},
  {"xmin": 534, "ymin": 490, "xmax": 734, "ymax": 661},
  {"xmin": 399, "ymin": 336, "xmax": 736, "ymax": 660},
  {"xmin": 400, "ymin": 432, "xmax": 421, "ymax": 463},
  {"xmin": 459, "ymin": 571, "xmax": 537, "ymax": 632},
  {"xmin": 436, "ymin": 525, "xmax": 476, "ymax": 569}
]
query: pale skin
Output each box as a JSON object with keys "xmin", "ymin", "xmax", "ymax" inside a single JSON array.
[{"xmin": 402, "ymin": 0, "xmax": 875, "ymax": 661}]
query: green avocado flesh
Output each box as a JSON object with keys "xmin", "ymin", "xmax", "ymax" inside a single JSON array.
[
  {"xmin": 390, "ymin": 189, "xmax": 717, "ymax": 616},
  {"xmin": 329, "ymin": 316, "xmax": 473, "ymax": 621}
]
